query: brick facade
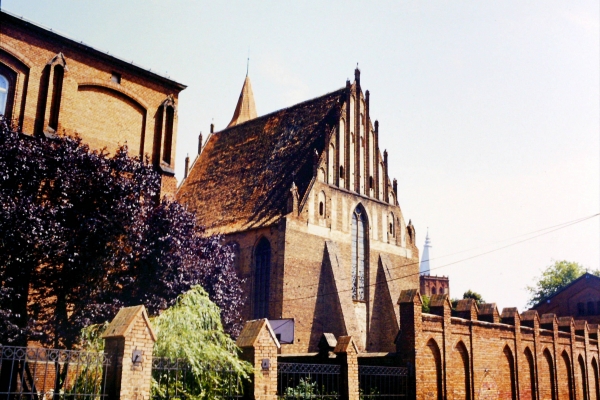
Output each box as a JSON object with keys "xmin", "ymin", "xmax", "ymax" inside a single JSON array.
[
  {"xmin": 0, "ymin": 11, "xmax": 186, "ymax": 197},
  {"xmin": 420, "ymin": 274, "xmax": 450, "ymax": 297},
  {"xmin": 532, "ymin": 273, "xmax": 600, "ymax": 325},
  {"xmin": 397, "ymin": 289, "xmax": 600, "ymax": 399},
  {"xmin": 178, "ymin": 69, "xmax": 420, "ymax": 354}
]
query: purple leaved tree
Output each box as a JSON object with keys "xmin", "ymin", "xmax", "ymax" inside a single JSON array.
[{"xmin": 0, "ymin": 119, "xmax": 244, "ymax": 349}]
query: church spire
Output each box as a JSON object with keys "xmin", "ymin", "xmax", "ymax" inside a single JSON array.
[
  {"xmin": 227, "ymin": 74, "xmax": 257, "ymax": 128},
  {"xmin": 419, "ymin": 229, "xmax": 432, "ymax": 275}
]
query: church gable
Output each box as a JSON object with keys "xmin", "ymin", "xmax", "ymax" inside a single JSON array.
[{"xmin": 177, "ymin": 88, "xmax": 345, "ymax": 233}]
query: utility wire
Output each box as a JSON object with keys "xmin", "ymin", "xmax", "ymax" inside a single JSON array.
[
  {"xmin": 280, "ymin": 212, "xmax": 599, "ymax": 292},
  {"xmin": 276, "ymin": 212, "xmax": 599, "ymax": 304}
]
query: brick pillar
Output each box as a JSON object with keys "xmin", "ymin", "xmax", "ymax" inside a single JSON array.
[
  {"xmin": 397, "ymin": 289, "xmax": 423, "ymax": 398},
  {"xmin": 102, "ymin": 305, "xmax": 157, "ymax": 400},
  {"xmin": 334, "ymin": 336, "xmax": 359, "ymax": 400},
  {"xmin": 236, "ymin": 319, "xmax": 280, "ymax": 400}
]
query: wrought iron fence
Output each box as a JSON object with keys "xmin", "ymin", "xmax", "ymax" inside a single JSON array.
[
  {"xmin": 151, "ymin": 358, "xmax": 245, "ymax": 400},
  {"xmin": 358, "ymin": 366, "xmax": 408, "ymax": 400},
  {"xmin": 0, "ymin": 345, "xmax": 110, "ymax": 400},
  {"xmin": 277, "ymin": 363, "xmax": 340, "ymax": 400}
]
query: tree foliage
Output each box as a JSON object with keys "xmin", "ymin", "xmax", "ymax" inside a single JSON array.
[
  {"xmin": 451, "ymin": 290, "xmax": 485, "ymax": 309},
  {"xmin": 526, "ymin": 260, "xmax": 598, "ymax": 307},
  {"xmin": 0, "ymin": 119, "xmax": 244, "ymax": 347}
]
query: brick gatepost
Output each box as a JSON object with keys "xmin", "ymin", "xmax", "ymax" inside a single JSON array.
[
  {"xmin": 236, "ymin": 319, "xmax": 280, "ymax": 400},
  {"xmin": 102, "ymin": 305, "xmax": 157, "ymax": 400},
  {"xmin": 334, "ymin": 336, "xmax": 359, "ymax": 400}
]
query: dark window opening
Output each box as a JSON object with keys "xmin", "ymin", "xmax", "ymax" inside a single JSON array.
[
  {"xmin": 588, "ymin": 301, "xmax": 596, "ymax": 316},
  {"xmin": 319, "ymin": 201, "xmax": 324, "ymax": 216},
  {"xmin": 577, "ymin": 302, "xmax": 585, "ymax": 316},
  {"xmin": 432, "ymin": 287, "xmax": 437, "ymax": 295},
  {"xmin": 339, "ymin": 165, "xmax": 344, "ymax": 178},
  {"xmin": 162, "ymin": 106, "xmax": 174, "ymax": 164},
  {"xmin": 253, "ymin": 238, "xmax": 271, "ymax": 319},
  {"xmin": 111, "ymin": 72, "xmax": 121, "ymax": 84},
  {"xmin": 48, "ymin": 65, "xmax": 64, "ymax": 130},
  {"xmin": 389, "ymin": 222, "xmax": 393, "ymax": 235},
  {"xmin": 369, "ymin": 176, "xmax": 373, "ymax": 189}
]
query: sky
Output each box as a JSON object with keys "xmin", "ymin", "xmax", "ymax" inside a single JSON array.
[{"xmin": 4, "ymin": 0, "xmax": 599, "ymax": 311}]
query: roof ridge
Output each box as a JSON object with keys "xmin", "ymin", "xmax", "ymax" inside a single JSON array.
[
  {"xmin": 532, "ymin": 272, "xmax": 600, "ymax": 308},
  {"xmin": 0, "ymin": 9, "xmax": 186, "ymax": 89},
  {"xmin": 217, "ymin": 86, "xmax": 346, "ymax": 134}
]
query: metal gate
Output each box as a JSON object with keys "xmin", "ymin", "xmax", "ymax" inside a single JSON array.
[
  {"xmin": 358, "ymin": 365, "xmax": 409, "ymax": 399},
  {"xmin": 277, "ymin": 362, "xmax": 341, "ymax": 400}
]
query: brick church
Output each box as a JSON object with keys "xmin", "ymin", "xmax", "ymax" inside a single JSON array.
[
  {"xmin": 178, "ymin": 68, "xmax": 420, "ymax": 354},
  {"xmin": 0, "ymin": 10, "xmax": 185, "ymax": 196}
]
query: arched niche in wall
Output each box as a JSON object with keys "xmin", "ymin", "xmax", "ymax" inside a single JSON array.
[{"xmin": 75, "ymin": 82, "xmax": 147, "ymax": 156}]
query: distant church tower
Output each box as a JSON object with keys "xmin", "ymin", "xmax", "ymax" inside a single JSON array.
[{"xmin": 419, "ymin": 229, "xmax": 450, "ymax": 297}]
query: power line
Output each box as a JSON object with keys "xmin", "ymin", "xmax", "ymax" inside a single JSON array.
[
  {"xmin": 279, "ymin": 212, "xmax": 600, "ymax": 292},
  {"xmin": 276, "ymin": 212, "xmax": 599, "ymax": 304}
]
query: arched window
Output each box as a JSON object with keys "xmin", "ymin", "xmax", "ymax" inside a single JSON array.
[
  {"xmin": 351, "ymin": 206, "xmax": 367, "ymax": 301},
  {"xmin": 318, "ymin": 191, "xmax": 326, "ymax": 218},
  {"xmin": 340, "ymin": 165, "xmax": 345, "ymax": 179},
  {"xmin": 48, "ymin": 65, "xmax": 65, "ymax": 130},
  {"xmin": 328, "ymin": 143, "xmax": 335, "ymax": 183},
  {"xmin": 162, "ymin": 105, "xmax": 174, "ymax": 164},
  {"xmin": 253, "ymin": 237, "xmax": 271, "ymax": 319},
  {"xmin": 432, "ymin": 287, "xmax": 437, "ymax": 295},
  {"xmin": 0, "ymin": 74, "xmax": 8, "ymax": 116}
]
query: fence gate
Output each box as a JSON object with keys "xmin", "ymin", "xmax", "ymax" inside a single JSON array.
[
  {"xmin": 151, "ymin": 357, "xmax": 245, "ymax": 400},
  {"xmin": 358, "ymin": 365, "xmax": 409, "ymax": 399},
  {"xmin": 277, "ymin": 362, "xmax": 341, "ymax": 399}
]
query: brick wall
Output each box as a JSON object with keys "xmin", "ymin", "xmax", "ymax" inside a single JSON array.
[
  {"xmin": 0, "ymin": 11, "xmax": 185, "ymax": 197},
  {"xmin": 397, "ymin": 290, "xmax": 600, "ymax": 399}
]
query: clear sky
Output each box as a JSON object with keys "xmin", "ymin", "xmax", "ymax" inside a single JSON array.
[{"xmin": 5, "ymin": 0, "xmax": 599, "ymax": 310}]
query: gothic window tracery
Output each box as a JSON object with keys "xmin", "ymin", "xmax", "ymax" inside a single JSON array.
[
  {"xmin": 253, "ymin": 237, "xmax": 271, "ymax": 319},
  {"xmin": 351, "ymin": 206, "xmax": 367, "ymax": 301}
]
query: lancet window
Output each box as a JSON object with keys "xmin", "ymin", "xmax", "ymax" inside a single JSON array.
[
  {"xmin": 351, "ymin": 206, "xmax": 367, "ymax": 300},
  {"xmin": 253, "ymin": 237, "xmax": 271, "ymax": 318}
]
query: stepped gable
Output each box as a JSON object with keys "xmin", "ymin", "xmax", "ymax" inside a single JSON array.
[{"xmin": 177, "ymin": 88, "xmax": 345, "ymax": 233}]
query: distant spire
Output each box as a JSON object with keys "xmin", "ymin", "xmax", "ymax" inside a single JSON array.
[
  {"xmin": 419, "ymin": 228, "xmax": 432, "ymax": 275},
  {"xmin": 227, "ymin": 74, "xmax": 258, "ymax": 128}
]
